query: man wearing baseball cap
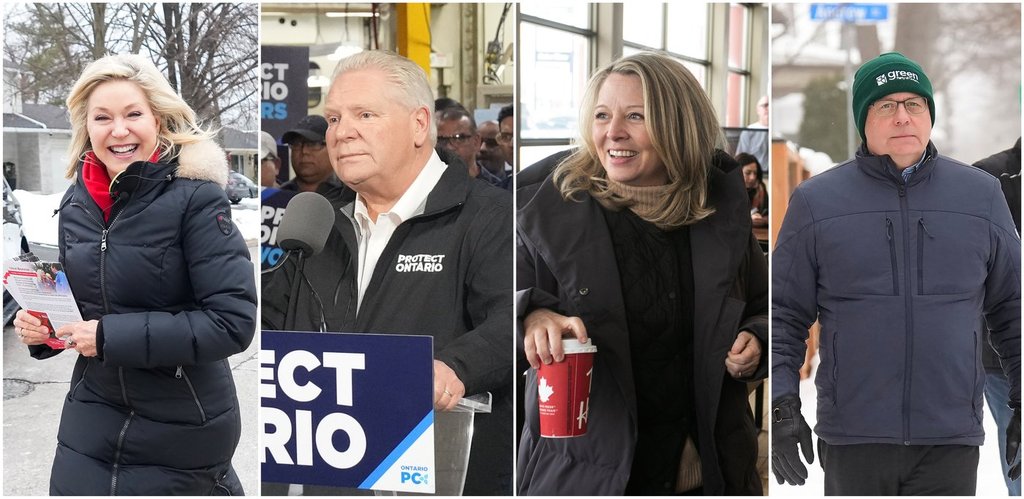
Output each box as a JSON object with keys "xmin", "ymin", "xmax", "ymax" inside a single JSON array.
[
  {"xmin": 771, "ymin": 52, "xmax": 1020, "ymax": 495},
  {"xmin": 279, "ymin": 114, "xmax": 343, "ymax": 194}
]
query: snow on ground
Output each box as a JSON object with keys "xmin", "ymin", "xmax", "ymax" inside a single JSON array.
[{"xmin": 14, "ymin": 189, "xmax": 259, "ymax": 247}]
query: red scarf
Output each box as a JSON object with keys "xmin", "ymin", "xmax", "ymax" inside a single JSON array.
[{"xmin": 81, "ymin": 149, "xmax": 161, "ymax": 221}]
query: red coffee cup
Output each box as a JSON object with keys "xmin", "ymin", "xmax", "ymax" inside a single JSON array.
[{"xmin": 537, "ymin": 338, "xmax": 597, "ymax": 438}]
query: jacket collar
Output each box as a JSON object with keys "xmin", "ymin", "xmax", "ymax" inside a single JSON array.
[
  {"xmin": 333, "ymin": 153, "xmax": 472, "ymax": 246},
  {"xmin": 855, "ymin": 140, "xmax": 938, "ymax": 187},
  {"xmin": 70, "ymin": 139, "xmax": 228, "ymax": 220}
]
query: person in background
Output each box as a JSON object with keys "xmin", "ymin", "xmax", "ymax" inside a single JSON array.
[
  {"xmin": 736, "ymin": 95, "xmax": 768, "ymax": 174},
  {"xmin": 736, "ymin": 152, "xmax": 768, "ymax": 228},
  {"xmin": 279, "ymin": 115, "xmax": 342, "ymax": 194},
  {"xmin": 974, "ymin": 137, "xmax": 1023, "ymax": 496},
  {"xmin": 12, "ymin": 53, "xmax": 256, "ymax": 495},
  {"xmin": 497, "ymin": 104, "xmax": 515, "ymax": 172},
  {"xmin": 260, "ymin": 130, "xmax": 281, "ymax": 189},
  {"xmin": 436, "ymin": 106, "xmax": 483, "ymax": 178},
  {"xmin": 478, "ymin": 119, "xmax": 511, "ymax": 189}
]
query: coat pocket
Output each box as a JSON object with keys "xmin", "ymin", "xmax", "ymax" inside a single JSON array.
[
  {"xmin": 818, "ymin": 213, "xmax": 899, "ymax": 296},
  {"xmin": 176, "ymin": 365, "xmax": 208, "ymax": 424},
  {"xmin": 916, "ymin": 215, "xmax": 988, "ymax": 295}
]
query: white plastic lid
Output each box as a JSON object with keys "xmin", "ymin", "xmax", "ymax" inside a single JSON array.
[{"xmin": 561, "ymin": 338, "xmax": 597, "ymax": 354}]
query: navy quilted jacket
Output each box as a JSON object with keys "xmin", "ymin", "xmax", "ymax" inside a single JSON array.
[{"xmin": 772, "ymin": 142, "xmax": 1020, "ymax": 446}]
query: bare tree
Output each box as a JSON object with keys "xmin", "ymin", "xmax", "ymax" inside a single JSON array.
[
  {"xmin": 142, "ymin": 3, "xmax": 259, "ymax": 130},
  {"xmin": 3, "ymin": 2, "xmax": 257, "ymax": 130}
]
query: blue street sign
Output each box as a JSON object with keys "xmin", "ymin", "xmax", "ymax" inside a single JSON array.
[
  {"xmin": 260, "ymin": 330, "xmax": 435, "ymax": 493},
  {"xmin": 810, "ymin": 3, "xmax": 890, "ymax": 23}
]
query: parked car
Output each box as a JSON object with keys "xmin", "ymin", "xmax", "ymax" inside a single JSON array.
[
  {"xmin": 3, "ymin": 176, "xmax": 29, "ymax": 325},
  {"xmin": 225, "ymin": 171, "xmax": 258, "ymax": 204}
]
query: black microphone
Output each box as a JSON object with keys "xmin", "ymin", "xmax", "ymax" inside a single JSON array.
[
  {"xmin": 273, "ymin": 192, "xmax": 335, "ymax": 332},
  {"xmin": 277, "ymin": 192, "xmax": 336, "ymax": 257}
]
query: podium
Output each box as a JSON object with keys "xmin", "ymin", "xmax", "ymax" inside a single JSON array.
[{"xmin": 376, "ymin": 393, "xmax": 492, "ymax": 496}]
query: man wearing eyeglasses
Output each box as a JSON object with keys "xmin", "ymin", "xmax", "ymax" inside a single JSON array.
[
  {"xmin": 436, "ymin": 106, "xmax": 483, "ymax": 178},
  {"xmin": 772, "ymin": 52, "xmax": 1020, "ymax": 495},
  {"xmin": 280, "ymin": 114, "xmax": 342, "ymax": 194},
  {"xmin": 478, "ymin": 120, "xmax": 509, "ymax": 188}
]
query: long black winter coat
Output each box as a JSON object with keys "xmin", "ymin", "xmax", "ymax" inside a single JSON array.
[
  {"xmin": 32, "ymin": 140, "xmax": 257, "ymax": 495},
  {"xmin": 515, "ymin": 158, "xmax": 768, "ymax": 495}
]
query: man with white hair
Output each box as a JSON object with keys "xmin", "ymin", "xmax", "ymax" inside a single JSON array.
[
  {"xmin": 736, "ymin": 95, "xmax": 769, "ymax": 172},
  {"xmin": 263, "ymin": 51, "xmax": 513, "ymax": 495}
]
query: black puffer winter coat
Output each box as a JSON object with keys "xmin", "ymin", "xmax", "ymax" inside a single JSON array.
[{"xmin": 31, "ymin": 140, "xmax": 257, "ymax": 495}]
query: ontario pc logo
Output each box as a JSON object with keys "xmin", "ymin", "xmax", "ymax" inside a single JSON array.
[{"xmin": 400, "ymin": 465, "xmax": 430, "ymax": 485}]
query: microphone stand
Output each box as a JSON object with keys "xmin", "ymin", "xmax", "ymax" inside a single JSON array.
[{"xmin": 283, "ymin": 251, "xmax": 306, "ymax": 331}]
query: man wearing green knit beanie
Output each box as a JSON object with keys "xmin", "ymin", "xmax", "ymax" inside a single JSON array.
[
  {"xmin": 851, "ymin": 51, "xmax": 935, "ymax": 169},
  {"xmin": 771, "ymin": 51, "xmax": 1021, "ymax": 496}
]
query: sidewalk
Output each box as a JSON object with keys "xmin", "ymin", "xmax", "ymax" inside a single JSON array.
[{"xmin": 2, "ymin": 245, "xmax": 259, "ymax": 495}]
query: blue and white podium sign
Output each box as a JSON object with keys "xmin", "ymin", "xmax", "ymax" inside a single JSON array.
[{"xmin": 260, "ymin": 330, "xmax": 435, "ymax": 493}]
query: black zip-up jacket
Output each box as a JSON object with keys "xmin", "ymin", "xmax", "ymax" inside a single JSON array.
[
  {"xmin": 34, "ymin": 140, "xmax": 257, "ymax": 495},
  {"xmin": 973, "ymin": 138, "xmax": 1021, "ymax": 373},
  {"xmin": 772, "ymin": 142, "xmax": 1021, "ymax": 446},
  {"xmin": 262, "ymin": 150, "xmax": 513, "ymax": 494}
]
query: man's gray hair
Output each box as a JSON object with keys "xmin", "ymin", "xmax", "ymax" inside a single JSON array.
[{"xmin": 332, "ymin": 51, "xmax": 437, "ymax": 145}]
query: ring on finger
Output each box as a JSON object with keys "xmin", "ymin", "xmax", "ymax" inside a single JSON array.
[{"xmin": 443, "ymin": 389, "xmax": 453, "ymax": 398}]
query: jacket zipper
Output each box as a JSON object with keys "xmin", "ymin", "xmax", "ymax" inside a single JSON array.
[
  {"xmin": 71, "ymin": 202, "xmax": 132, "ymax": 408},
  {"xmin": 917, "ymin": 219, "xmax": 933, "ymax": 294},
  {"xmin": 832, "ymin": 331, "xmax": 839, "ymax": 406},
  {"xmin": 885, "ymin": 218, "xmax": 899, "ymax": 295},
  {"xmin": 110, "ymin": 410, "xmax": 135, "ymax": 495},
  {"xmin": 971, "ymin": 332, "xmax": 982, "ymax": 424},
  {"xmin": 70, "ymin": 362, "xmax": 90, "ymax": 398},
  {"xmin": 898, "ymin": 184, "xmax": 913, "ymax": 446},
  {"xmin": 176, "ymin": 365, "xmax": 208, "ymax": 423}
]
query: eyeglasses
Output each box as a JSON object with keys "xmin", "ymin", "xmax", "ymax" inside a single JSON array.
[
  {"xmin": 481, "ymin": 137, "xmax": 499, "ymax": 147},
  {"xmin": 870, "ymin": 97, "xmax": 928, "ymax": 117},
  {"xmin": 496, "ymin": 132, "xmax": 513, "ymax": 144},
  {"xmin": 288, "ymin": 141, "xmax": 327, "ymax": 152},
  {"xmin": 436, "ymin": 133, "xmax": 476, "ymax": 147}
]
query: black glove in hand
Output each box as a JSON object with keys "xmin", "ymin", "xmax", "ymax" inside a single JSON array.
[
  {"xmin": 771, "ymin": 395, "xmax": 814, "ymax": 486},
  {"xmin": 1007, "ymin": 407, "xmax": 1020, "ymax": 481}
]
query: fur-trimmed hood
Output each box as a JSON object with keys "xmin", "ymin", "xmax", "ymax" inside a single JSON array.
[{"xmin": 175, "ymin": 139, "xmax": 229, "ymax": 188}]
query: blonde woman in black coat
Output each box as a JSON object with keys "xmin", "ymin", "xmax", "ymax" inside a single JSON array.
[
  {"xmin": 12, "ymin": 54, "xmax": 256, "ymax": 495},
  {"xmin": 516, "ymin": 52, "xmax": 768, "ymax": 495}
]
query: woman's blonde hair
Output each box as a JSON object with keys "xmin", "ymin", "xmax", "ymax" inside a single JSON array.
[
  {"xmin": 554, "ymin": 52, "xmax": 722, "ymax": 227},
  {"xmin": 64, "ymin": 54, "xmax": 214, "ymax": 178}
]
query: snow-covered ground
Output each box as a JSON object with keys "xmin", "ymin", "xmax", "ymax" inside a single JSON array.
[
  {"xmin": 14, "ymin": 189, "xmax": 260, "ymax": 247},
  {"xmin": 770, "ymin": 354, "xmax": 1011, "ymax": 496}
]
